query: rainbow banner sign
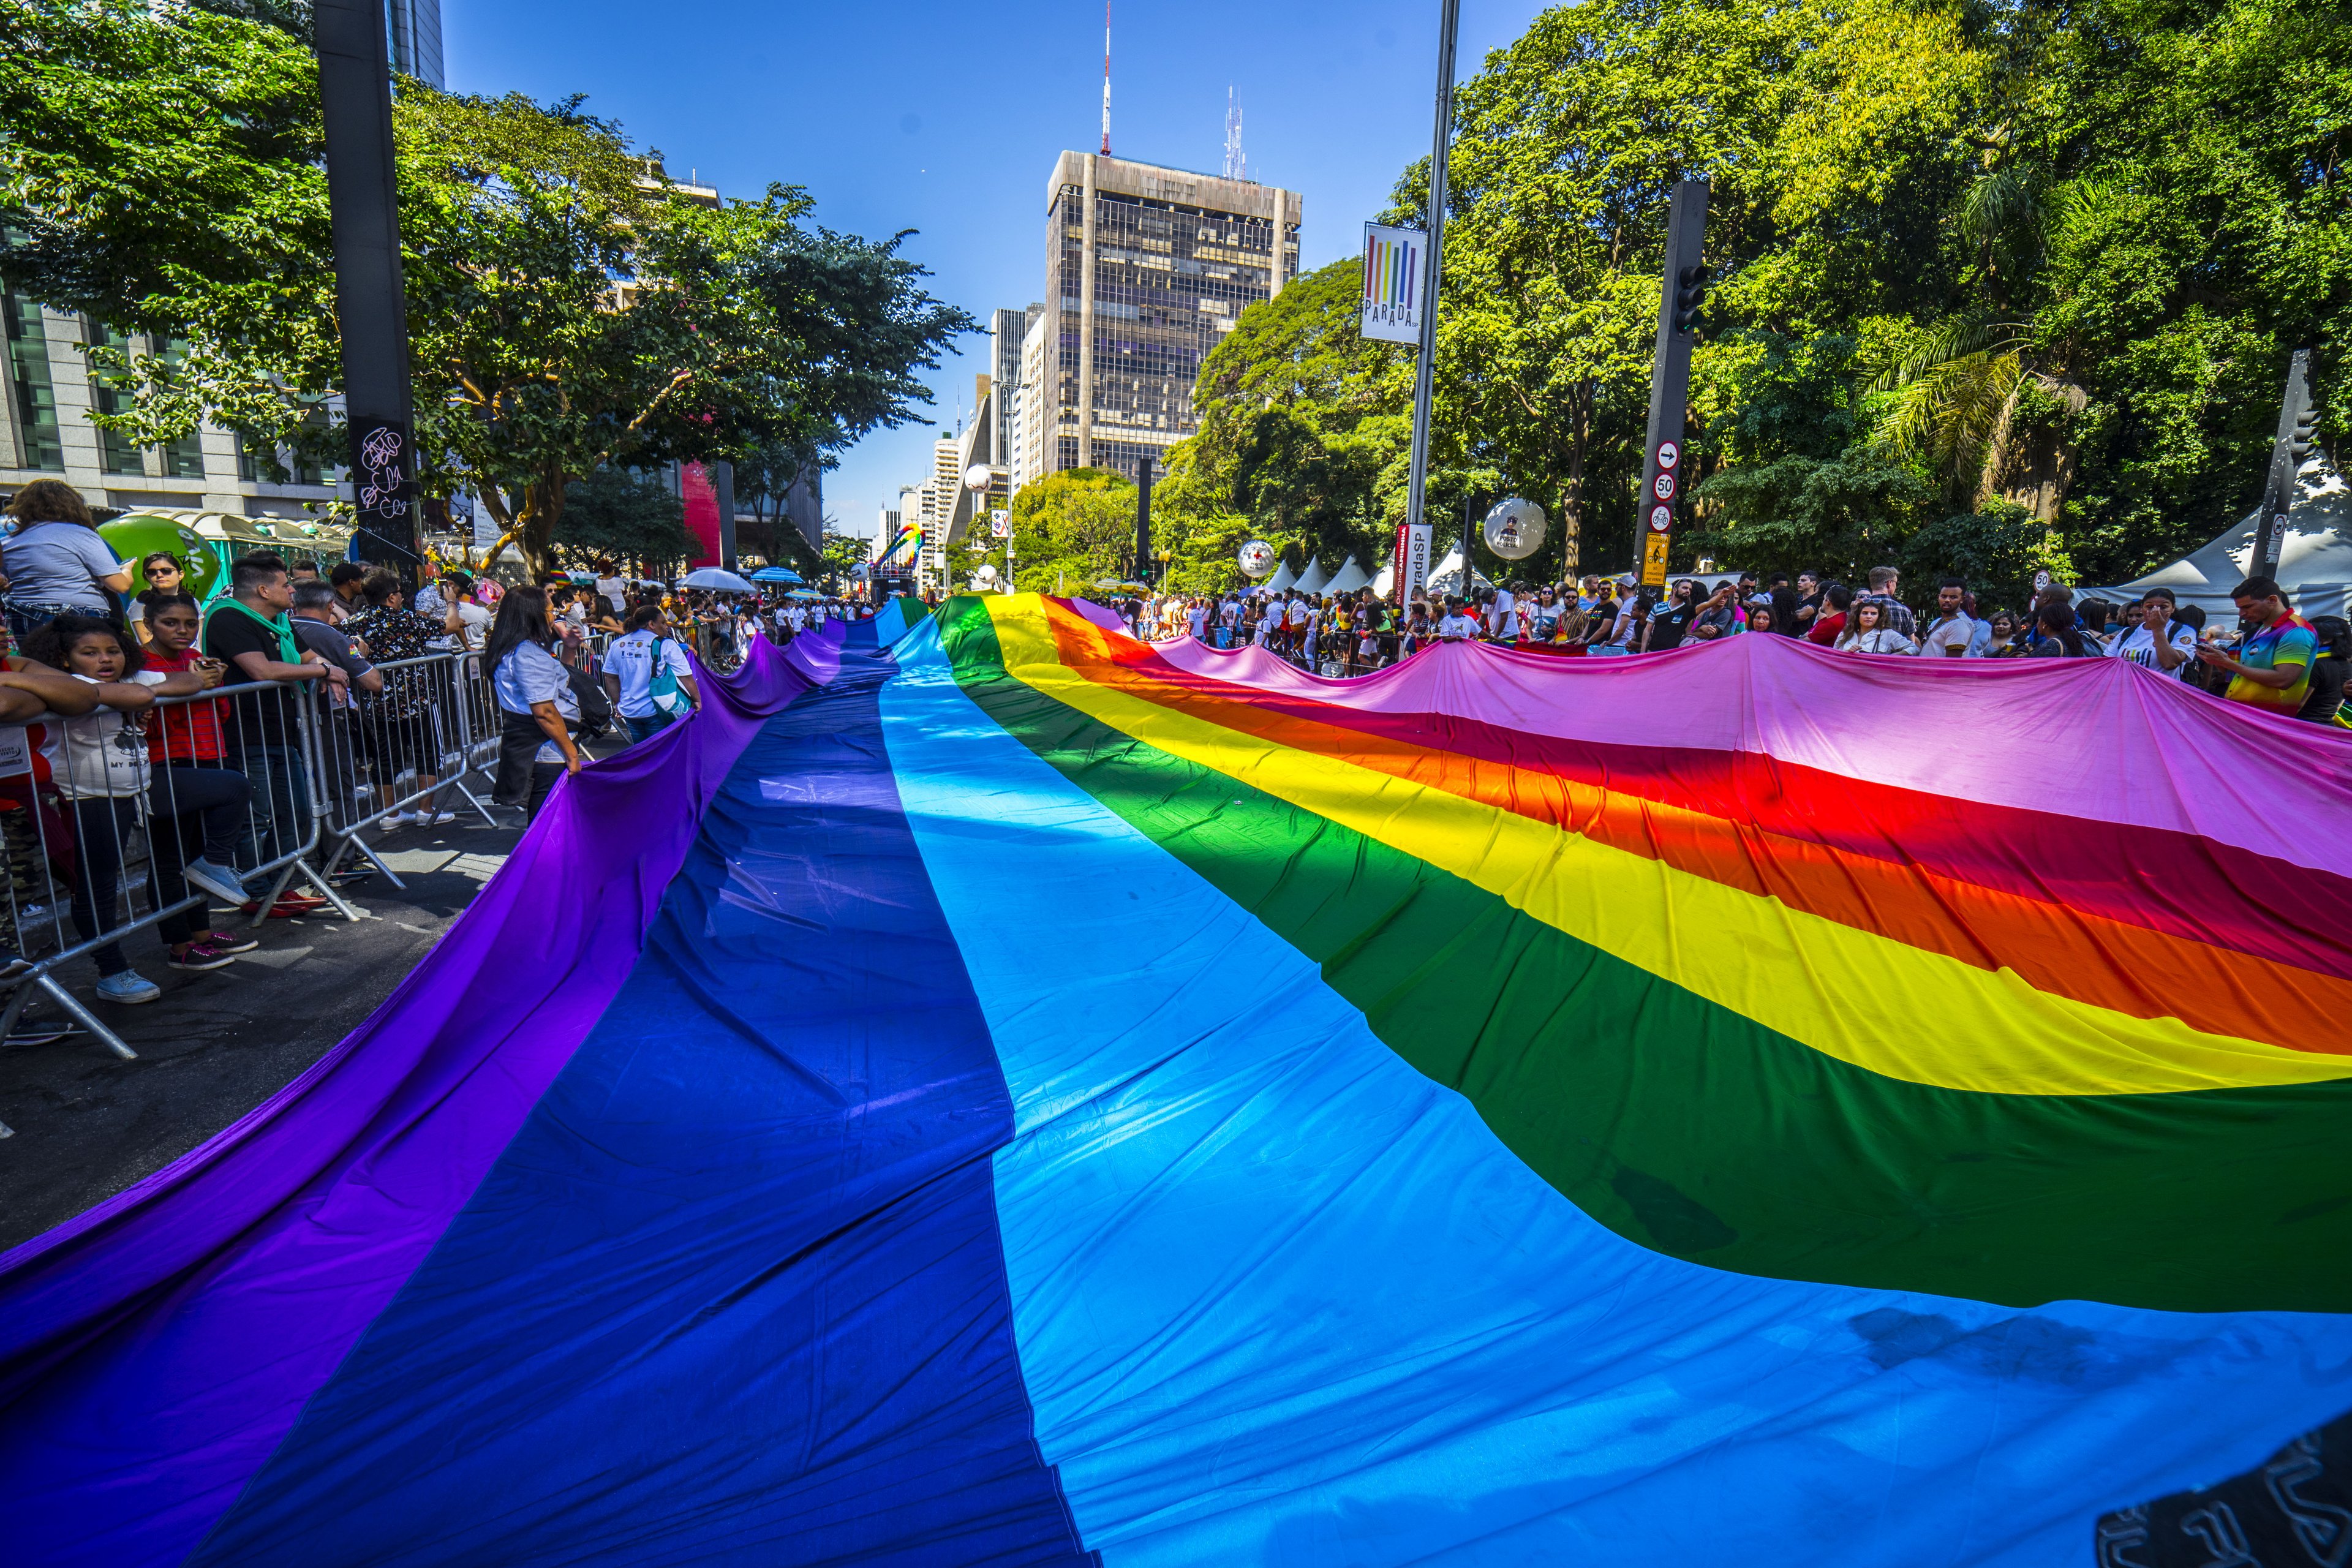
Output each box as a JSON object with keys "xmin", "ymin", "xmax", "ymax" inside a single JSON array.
[
  {"xmin": 1360, "ymin": 221, "xmax": 1426, "ymax": 344},
  {"xmin": 3, "ymin": 595, "xmax": 2350, "ymax": 1566},
  {"xmin": 873, "ymin": 512, "xmax": 922, "ymax": 570}
]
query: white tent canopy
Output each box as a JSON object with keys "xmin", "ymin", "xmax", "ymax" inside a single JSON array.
[
  {"xmin": 1294, "ymin": 557, "xmax": 1329, "ymax": 594},
  {"xmin": 1262, "ymin": 560, "xmax": 1296, "ymax": 594},
  {"xmin": 2086, "ymin": 462, "xmax": 2352, "ymax": 621},
  {"xmin": 1373, "ymin": 548, "xmax": 1492, "ymax": 600},
  {"xmin": 1325, "ymin": 557, "xmax": 1371, "ymax": 595},
  {"xmin": 1424, "ymin": 546, "xmax": 1493, "ymax": 600}
]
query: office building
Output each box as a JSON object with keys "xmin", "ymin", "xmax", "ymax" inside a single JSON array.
[
  {"xmin": 990, "ymin": 306, "xmax": 1038, "ymax": 477},
  {"xmin": 2, "ymin": 293, "xmax": 340, "ymax": 521},
  {"xmin": 385, "ymin": 0, "xmax": 446, "ymax": 88},
  {"xmin": 1014, "ymin": 310, "xmax": 1053, "ymax": 493},
  {"xmin": 1042, "ymin": 150, "xmax": 1302, "ymax": 483}
]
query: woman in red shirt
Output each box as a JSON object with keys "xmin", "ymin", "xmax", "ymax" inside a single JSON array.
[
  {"xmin": 1806, "ymin": 583, "xmax": 1852, "ymax": 646},
  {"xmin": 142, "ymin": 594, "xmax": 265, "ymax": 965}
]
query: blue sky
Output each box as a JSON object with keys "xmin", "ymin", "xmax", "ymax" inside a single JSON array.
[{"xmin": 446, "ymin": 0, "xmax": 1550, "ymax": 538}]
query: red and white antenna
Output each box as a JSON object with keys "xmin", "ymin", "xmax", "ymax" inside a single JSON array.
[{"xmin": 1100, "ymin": 2, "xmax": 1112, "ymax": 156}]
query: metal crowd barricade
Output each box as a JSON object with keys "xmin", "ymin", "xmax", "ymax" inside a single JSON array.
[
  {"xmin": 313, "ymin": 649, "xmax": 510, "ymax": 886},
  {"xmin": 0, "ymin": 678, "xmax": 358, "ymax": 1068},
  {"xmin": 558, "ymin": 628, "xmax": 611, "ymax": 676}
]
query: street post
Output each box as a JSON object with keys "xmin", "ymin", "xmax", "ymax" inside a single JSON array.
[
  {"xmin": 315, "ymin": 0, "xmax": 420, "ymax": 579},
  {"xmin": 1637, "ymin": 181, "xmax": 1710, "ymax": 595},
  {"xmin": 1401, "ymin": 0, "xmax": 1463, "ymax": 556}
]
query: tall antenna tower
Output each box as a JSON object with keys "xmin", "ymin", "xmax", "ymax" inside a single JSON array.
[
  {"xmin": 1223, "ymin": 86, "xmax": 1246, "ymax": 182},
  {"xmin": 1100, "ymin": 2, "xmax": 1112, "ymax": 156}
]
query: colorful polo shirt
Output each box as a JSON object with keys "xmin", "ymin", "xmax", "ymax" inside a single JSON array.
[{"xmin": 2227, "ymin": 612, "xmax": 2316, "ymax": 714}]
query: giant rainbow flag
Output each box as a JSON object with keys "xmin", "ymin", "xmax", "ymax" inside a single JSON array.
[{"xmin": 2, "ymin": 593, "xmax": 2348, "ymax": 1566}]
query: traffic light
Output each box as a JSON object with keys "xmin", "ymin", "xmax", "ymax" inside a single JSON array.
[
  {"xmin": 1672, "ymin": 264, "xmax": 1710, "ymax": 335},
  {"xmin": 2288, "ymin": 405, "xmax": 2321, "ymax": 466}
]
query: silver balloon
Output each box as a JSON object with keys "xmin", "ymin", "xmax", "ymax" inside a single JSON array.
[
  {"xmin": 1238, "ymin": 539, "xmax": 1277, "ymax": 578},
  {"xmin": 1482, "ymin": 498, "xmax": 1547, "ymax": 560}
]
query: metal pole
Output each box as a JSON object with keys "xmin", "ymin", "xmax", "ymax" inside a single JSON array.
[
  {"xmin": 713, "ymin": 461, "xmax": 737, "ymax": 574},
  {"xmin": 1402, "ymin": 0, "xmax": 1462, "ymax": 546},
  {"xmin": 1463, "ymin": 489, "xmax": 1477, "ymax": 611},
  {"xmin": 1135, "ymin": 456, "xmax": 1155, "ymax": 583},
  {"xmin": 2251, "ymin": 347, "xmax": 2315, "ymax": 578},
  {"xmin": 315, "ymin": 0, "xmax": 420, "ymax": 582},
  {"xmin": 1636, "ymin": 180, "xmax": 1709, "ymax": 589}
]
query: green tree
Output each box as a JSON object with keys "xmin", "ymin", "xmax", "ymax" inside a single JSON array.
[
  {"xmin": 989, "ymin": 469, "xmax": 1137, "ymax": 595},
  {"xmin": 0, "ymin": 2, "xmax": 971, "ymax": 577},
  {"xmin": 1185, "ymin": 0, "xmax": 2345, "ymax": 606},
  {"xmin": 1176, "ymin": 258, "xmax": 1406, "ymax": 575},
  {"xmin": 553, "ymin": 467, "xmax": 694, "ymax": 574}
]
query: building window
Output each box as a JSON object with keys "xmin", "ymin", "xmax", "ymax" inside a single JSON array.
[
  {"xmin": 85, "ymin": 323, "xmax": 146, "ymax": 476},
  {"xmin": 156, "ymin": 337, "xmax": 204, "ymax": 479},
  {"xmin": 2, "ymin": 293, "xmax": 63, "ymax": 471}
]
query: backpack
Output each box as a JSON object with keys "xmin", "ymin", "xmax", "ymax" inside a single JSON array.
[
  {"xmin": 565, "ymin": 664, "xmax": 614, "ymax": 739},
  {"xmin": 647, "ymin": 638, "xmax": 690, "ymax": 715}
]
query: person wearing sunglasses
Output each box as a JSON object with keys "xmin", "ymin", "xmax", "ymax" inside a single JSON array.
[{"xmin": 130, "ymin": 552, "xmax": 188, "ymax": 649}]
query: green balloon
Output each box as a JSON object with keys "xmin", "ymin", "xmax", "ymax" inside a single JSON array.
[{"xmin": 97, "ymin": 514, "xmax": 222, "ymax": 600}]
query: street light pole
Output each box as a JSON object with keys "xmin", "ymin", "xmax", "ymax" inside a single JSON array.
[
  {"xmin": 315, "ymin": 0, "xmax": 420, "ymax": 581},
  {"xmin": 1401, "ymin": 0, "xmax": 1462, "ymax": 551},
  {"xmin": 1134, "ymin": 454, "xmax": 1155, "ymax": 584}
]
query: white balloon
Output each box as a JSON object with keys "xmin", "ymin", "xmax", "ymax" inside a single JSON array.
[
  {"xmin": 1238, "ymin": 540, "xmax": 1277, "ymax": 578},
  {"xmin": 1483, "ymin": 498, "xmax": 1547, "ymax": 560}
]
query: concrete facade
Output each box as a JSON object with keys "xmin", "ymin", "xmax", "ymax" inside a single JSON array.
[{"xmin": 1, "ymin": 295, "xmax": 341, "ymax": 521}]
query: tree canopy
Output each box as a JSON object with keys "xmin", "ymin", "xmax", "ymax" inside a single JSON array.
[
  {"xmin": 0, "ymin": 0, "xmax": 971, "ymax": 577},
  {"xmin": 955, "ymin": 469, "xmax": 1139, "ymax": 596},
  {"xmin": 1147, "ymin": 0, "xmax": 2347, "ymax": 601}
]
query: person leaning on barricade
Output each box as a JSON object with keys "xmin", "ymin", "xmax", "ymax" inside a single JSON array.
[
  {"xmin": 138, "ymin": 592, "xmax": 263, "ymax": 967},
  {"xmin": 200, "ymin": 552, "xmax": 347, "ymax": 918},
  {"xmin": 21, "ymin": 614, "xmax": 254, "ymax": 1004},
  {"xmin": 344, "ymin": 569, "xmax": 456, "ymax": 829},
  {"xmin": 0, "ymin": 480, "xmax": 135, "ymax": 645},
  {"xmin": 484, "ymin": 587, "xmax": 582, "ymax": 824},
  {"xmin": 291, "ymin": 580, "xmax": 387, "ymax": 869}
]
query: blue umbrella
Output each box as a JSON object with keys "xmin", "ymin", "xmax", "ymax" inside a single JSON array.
[{"xmin": 750, "ymin": 566, "xmax": 803, "ymax": 584}]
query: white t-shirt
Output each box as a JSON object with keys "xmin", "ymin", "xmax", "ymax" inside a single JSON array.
[
  {"xmin": 1919, "ymin": 613, "xmax": 1978, "ymax": 658},
  {"xmin": 1838, "ymin": 628, "xmax": 1920, "ymax": 656},
  {"xmin": 431, "ymin": 597, "xmax": 488, "ymax": 652},
  {"xmin": 43, "ymin": 669, "xmax": 168, "ymax": 798},
  {"xmin": 2111, "ymin": 620, "xmax": 2196, "ymax": 676},
  {"xmin": 1187, "ymin": 604, "xmax": 1207, "ymax": 638},
  {"xmin": 595, "ymin": 575, "xmax": 627, "ymax": 614},
  {"xmin": 1437, "ymin": 612, "xmax": 1479, "ymax": 640},
  {"xmin": 1488, "ymin": 589, "xmax": 1518, "ymax": 639}
]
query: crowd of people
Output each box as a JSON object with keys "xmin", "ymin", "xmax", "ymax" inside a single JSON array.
[
  {"xmin": 1114, "ymin": 564, "xmax": 2351, "ymax": 725},
  {"xmin": 0, "ymin": 480, "xmax": 869, "ymax": 1029},
  {"xmin": 3, "ymin": 458, "xmax": 2335, "ymax": 1035}
]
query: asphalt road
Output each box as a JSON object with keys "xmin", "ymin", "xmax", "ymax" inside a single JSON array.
[{"xmin": 0, "ymin": 817, "xmax": 525, "ymax": 1251}]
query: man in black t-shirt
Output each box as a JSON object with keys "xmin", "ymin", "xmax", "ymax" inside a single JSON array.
[{"xmin": 202, "ymin": 553, "xmax": 345, "ymax": 890}]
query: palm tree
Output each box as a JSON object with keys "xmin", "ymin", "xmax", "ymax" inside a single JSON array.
[{"xmin": 1869, "ymin": 167, "xmax": 2090, "ymax": 518}]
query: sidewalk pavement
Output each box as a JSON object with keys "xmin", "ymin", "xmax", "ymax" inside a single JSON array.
[{"xmin": 0, "ymin": 815, "xmax": 526, "ymax": 1251}]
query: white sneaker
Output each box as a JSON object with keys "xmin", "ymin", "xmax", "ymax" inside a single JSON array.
[{"xmin": 382, "ymin": 810, "xmax": 417, "ymax": 827}]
